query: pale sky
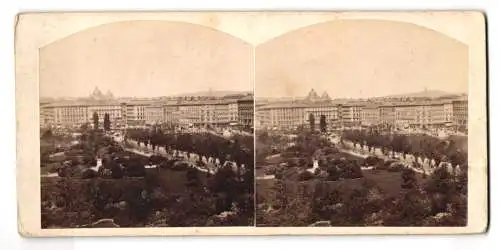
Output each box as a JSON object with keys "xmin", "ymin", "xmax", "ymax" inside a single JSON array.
[
  {"xmin": 39, "ymin": 21, "xmax": 253, "ymax": 98},
  {"xmin": 256, "ymin": 20, "xmax": 469, "ymax": 98},
  {"xmin": 39, "ymin": 18, "xmax": 469, "ymax": 99}
]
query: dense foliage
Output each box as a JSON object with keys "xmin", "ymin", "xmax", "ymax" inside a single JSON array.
[
  {"xmin": 342, "ymin": 129, "xmax": 467, "ymax": 166},
  {"xmin": 257, "ymin": 167, "xmax": 467, "ymax": 227},
  {"xmin": 41, "ymin": 127, "xmax": 254, "ymax": 228},
  {"xmin": 256, "ymin": 130, "xmax": 467, "ymax": 227},
  {"xmin": 126, "ymin": 128, "xmax": 253, "ymax": 168}
]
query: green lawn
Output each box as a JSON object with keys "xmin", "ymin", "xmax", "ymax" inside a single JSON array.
[
  {"xmin": 363, "ymin": 169, "xmax": 424, "ymax": 198},
  {"xmin": 257, "ymin": 168, "xmax": 425, "ymax": 204},
  {"xmin": 257, "ymin": 177, "xmax": 367, "ymax": 203},
  {"xmin": 152, "ymin": 168, "xmax": 209, "ymax": 194},
  {"xmin": 256, "ymin": 168, "xmax": 268, "ymax": 177},
  {"xmin": 448, "ymin": 135, "xmax": 468, "ymax": 152},
  {"xmin": 263, "ymin": 154, "xmax": 284, "ymax": 165}
]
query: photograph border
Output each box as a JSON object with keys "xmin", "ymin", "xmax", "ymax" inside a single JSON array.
[{"xmin": 16, "ymin": 11, "xmax": 488, "ymax": 236}]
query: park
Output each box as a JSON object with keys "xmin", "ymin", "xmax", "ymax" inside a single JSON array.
[
  {"xmin": 40, "ymin": 112, "xmax": 254, "ymax": 228},
  {"xmin": 255, "ymin": 119, "xmax": 468, "ymax": 227}
]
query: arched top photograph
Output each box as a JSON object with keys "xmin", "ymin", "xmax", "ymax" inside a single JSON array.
[{"xmin": 15, "ymin": 11, "xmax": 487, "ymax": 237}]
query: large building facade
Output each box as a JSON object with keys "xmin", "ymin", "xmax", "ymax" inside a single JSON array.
[
  {"xmin": 256, "ymin": 90, "xmax": 468, "ymax": 132},
  {"xmin": 237, "ymin": 96, "xmax": 254, "ymax": 127},
  {"xmin": 40, "ymin": 88, "xmax": 255, "ymax": 129},
  {"xmin": 256, "ymin": 90, "xmax": 343, "ymax": 131},
  {"xmin": 41, "ymin": 101, "xmax": 123, "ymax": 128}
]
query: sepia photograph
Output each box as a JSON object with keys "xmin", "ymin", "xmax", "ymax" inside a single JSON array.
[
  {"xmin": 16, "ymin": 11, "xmax": 487, "ymax": 236},
  {"xmin": 37, "ymin": 20, "xmax": 255, "ymax": 228},
  {"xmin": 255, "ymin": 19, "xmax": 476, "ymax": 227}
]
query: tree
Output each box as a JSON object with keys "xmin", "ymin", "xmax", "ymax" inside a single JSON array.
[
  {"xmin": 93, "ymin": 112, "xmax": 99, "ymax": 130},
  {"xmin": 319, "ymin": 115, "xmax": 327, "ymax": 133},
  {"xmin": 41, "ymin": 128, "xmax": 53, "ymax": 139},
  {"xmin": 186, "ymin": 168, "xmax": 200, "ymax": 189},
  {"xmin": 401, "ymin": 168, "xmax": 417, "ymax": 189},
  {"xmin": 309, "ymin": 113, "xmax": 315, "ymax": 132},
  {"xmin": 103, "ymin": 113, "xmax": 111, "ymax": 131},
  {"xmin": 298, "ymin": 171, "xmax": 314, "ymax": 181}
]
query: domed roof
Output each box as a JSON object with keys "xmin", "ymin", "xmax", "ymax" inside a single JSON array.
[
  {"xmin": 306, "ymin": 89, "xmax": 320, "ymax": 101},
  {"xmin": 105, "ymin": 90, "xmax": 114, "ymax": 99},
  {"xmin": 320, "ymin": 91, "xmax": 331, "ymax": 101},
  {"xmin": 91, "ymin": 86, "xmax": 104, "ymax": 98},
  {"xmin": 90, "ymin": 87, "xmax": 114, "ymax": 100}
]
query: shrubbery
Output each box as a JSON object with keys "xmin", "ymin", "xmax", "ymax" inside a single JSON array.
[
  {"xmin": 124, "ymin": 164, "xmax": 146, "ymax": 177},
  {"xmin": 364, "ymin": 156, "xmax": 383, "ymax": 167},
  {"xmin": 42, "ymin": 127, "xmax": 255, "ymax": 228},
  {"xmin": 81, "ymin": 169, "xmax": 98, "ymax": 179},
  {"xmin": 298, "ymin": 171, "xmax": 314, "ymax": 181},
  {"xmin": 149, "ymin": 155, "xmax": 167, "ymax": 165},
  {"xmin": 342, "ymin": 129, "xmax": 467, "ymax": 167},
  {"xmin": 387, "ymin": 162, "xmax": 405, "ymax": 172}
]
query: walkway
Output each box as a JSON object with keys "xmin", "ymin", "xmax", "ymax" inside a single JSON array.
[
  {"xmin": 123, "ymin": 147, "xmax": 216, "ymax": 174},
  {"xmin": 339, "ymin": 142, "xmax": 428, "ymax": 175}
]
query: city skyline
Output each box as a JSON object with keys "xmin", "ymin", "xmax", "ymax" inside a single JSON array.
[
  {"xmin": 256, "ymin": 87, "xmax": 466, "ymax": 101},
  {"xmin": 40, "ymin": 86, "xmax": 253, "ymax": 100}
]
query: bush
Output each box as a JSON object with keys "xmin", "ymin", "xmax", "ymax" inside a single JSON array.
[
  {"xmin": 186, "ymin": 168, "xmax": 200, "ymax": 188},
  {"xmin": 57, "ymin": 167, "xmax": 67, "ymax": 177},
  {"xmin": 364, "ymin": 156, "xmax": 383, "ymax": 167},
  {"xmin": 285, "ymin": 158, "xmax": 297, "ymax": 168},
  {"xmin": 125, "ymin": 164, "xmax": 146, "ymax": 177},
  {"xmin": 323, "ymin": 147, "xmax": 339, "ymax": 155},
  {"xmin": 171, "ymin": 162, "xmax": 190, "ymax": 171},
  {"xmin": 326, "ymin": 166, "xmax": 340, "ymax": 181},
  {"xmin": 388, "ymin": 163, "xmax": 405, "ymax": 172},
  {"xmin": 298, "ymin": 171, "xmax": 314, "ymax": 181},
  {"xmin": 160, "ymin": 159, "xmax": 177, "ymax": 169},
  {"xmin": 373, "ymin": 161, "xmax": 387, "ymax": 171},
  {"xmin": 401, "ymin": 168, "xmax": 417, "ymax": 189},
  {"xmin": 81, "ymin": 169, "xmax": 98, "ymax": 179},
  {"xmin": 264, "ymin": 167, "xmax": 274, "ymax": 176},
  {"xmin": 83, "ymin": 156, "xmax": 97, "ymax": 166},
  {"xmin": 149, "ymin": 155, "xmax": 167, "ymax": 165},
  {"xmin": 111, "ymin": 165, "xmax": 124, "ymax": 179},
  {"xmin": 340, "ymin": 163, "xmax": 363, "ymax": 179}
]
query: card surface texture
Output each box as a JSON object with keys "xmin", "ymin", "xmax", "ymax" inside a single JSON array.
[{"xmin": 15, "ymin": 11, "xmax": 487, "ymax": 236}]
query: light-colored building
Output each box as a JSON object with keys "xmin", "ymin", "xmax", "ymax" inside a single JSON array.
[
  {"xmin": 237, "ymin": 95, "xmax": 254, "ymax": 127},
  {"xmin": 164, "ymin": 102, "xmax": 180, "ymax": 125},
  {"xmin": 255, "ymin": 89, "xmax": 468, "ymax": 132},
  {"xmin": 392, "ymin": 101, "xmax": 456, "ymax": 129},
  {"xmin": 256, "ymin": 90, "xmax": 342, "ymax": 131},
  {"xmin": 340, "ymin": 104, "xmax": 363, "ymax": 127},
  {"xmin": 263, "ymin": 102, "xmax": 307, "ymax": 130},
  {"xmin": 87, "ymin": 102, "xmax": 122, "ymax": 126},
  {"xmin": 51, "ymin": 103, "xmax": 89, "ymax": 126},
  {"xmin": 452, "ymin": 98, "xmax": 468, "ymax": 128},
  {"xmin": 394, "ymin": 104, "xmax": 419, "ymax": 128},
  {"xmin": 379, "ymin": 105, "xmax": 396, "ymax": 127},
  {"xmin": 145, "ymin": 104, "xmax": 165, "ymax": 125},
  {"xmin": 41, "ymin": 100, "xmax": 123, "ymax": 129},
  {"xmin": 361, "ymin": 105, "xmax": 380, "ymax": 126},
  {"xmin": 123, "ymin": 100, "xmax": 152, "ymax": 126},
  {"xmin": 40, "ymin": 102, "xmax": 55, "ymax": 127},
  {"xmin": 40, "ymin": 88, "xmax": 255, "ymax": 129}
]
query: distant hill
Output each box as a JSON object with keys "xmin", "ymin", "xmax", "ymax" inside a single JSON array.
[
  {"xmin": 257, "ymin": 89, "xmax": 465, "ymax": 102},
  {"xmin": 40, "ymin": 90, "xmax": 253, "ymax": 102},
  {"xmin": 175, "ymin": 90, "xmax": 252, "ymax": 97},
  {"xmin": 378, "ymin": 90, "xmax": 463, "ymax": 99}
]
